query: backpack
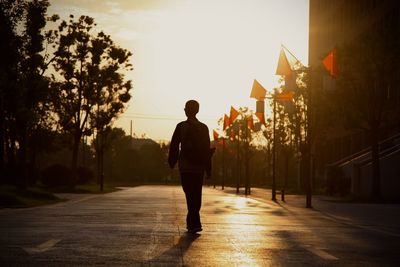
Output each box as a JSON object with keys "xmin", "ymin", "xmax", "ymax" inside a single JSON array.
[{"xmin": 182, "ymin": 121, "xmax": 209, "ymax": 165}]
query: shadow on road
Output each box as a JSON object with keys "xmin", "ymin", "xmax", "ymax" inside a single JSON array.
[{"xmin": 147, "ymin": 232, "xmax": 200, "ymax": 265}]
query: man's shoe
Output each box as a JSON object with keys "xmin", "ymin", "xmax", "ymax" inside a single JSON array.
[{"xmin": 187, "ymin": 227, "xmax": 202, "ymax": 233}]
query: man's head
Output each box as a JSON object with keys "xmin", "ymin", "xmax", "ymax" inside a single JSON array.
[{"xmin": 184, "ymin": 100, "xmax": 199, "ymax": 118}]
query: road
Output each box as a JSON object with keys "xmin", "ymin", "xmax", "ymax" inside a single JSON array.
[{"xmin": 0, "ymin": 185, "xmax": 399, "ymax": 266}]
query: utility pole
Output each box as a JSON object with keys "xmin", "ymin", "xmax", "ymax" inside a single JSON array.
[
  {"xmin": 222, "ymin": 138, "xmax": 225, "ymax": 190},
  {"xmin": 272, "ymin": 98, "xmax": 277, "ymax": 201},
  {"xmin": 236, "ymin": 132, "xmax": 240, "ymax": 194},
  {"xmin": 130, "ymin": 120, "xmax": 133, "ymax": 138}
]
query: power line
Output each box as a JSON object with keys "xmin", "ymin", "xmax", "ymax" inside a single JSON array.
[
  {"xmin": 120, "ymin": 115, "xmax": 182, "ymax": 121},
  {"xmin": 119, "ymin": 113, "xmax": 219, "ymax": 121}
]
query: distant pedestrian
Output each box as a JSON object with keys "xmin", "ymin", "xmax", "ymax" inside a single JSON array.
[{"xmin": 168, "ymin": 100, "xmax": 214, "ymax": 234}]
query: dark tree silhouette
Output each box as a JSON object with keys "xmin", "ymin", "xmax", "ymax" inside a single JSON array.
[
  {"xmin": 0, "ymin": 0, "xmax": 54, "ymax": 186},
  {"xmin": 51, "ymin": 15, "xmax": 132, "ymax": 186},
  {"xmin": 0, "ymin": 1, "xmax": 24, "ymax": 180}
]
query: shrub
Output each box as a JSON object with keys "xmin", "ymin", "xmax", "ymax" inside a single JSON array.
[
  {"xmin": 0, "ymin": 191, "xmax": 25, "ymax": 207},
  {"xmin": 76, "ymin": 166, "xmax": 95, "ymax": 185},
  {"xmin": 41, "ymin": 164, "xmax": 72, "ymax": 187}
]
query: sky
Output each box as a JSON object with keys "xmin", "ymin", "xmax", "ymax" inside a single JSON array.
[{"xmin": 48, "ymin": 0, "xmax": 309, "ymax": 142}]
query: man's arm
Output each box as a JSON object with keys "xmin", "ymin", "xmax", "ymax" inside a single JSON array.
[{"xmin": 168, "ymin": 124, "xmax": 181, "ymax": 169}]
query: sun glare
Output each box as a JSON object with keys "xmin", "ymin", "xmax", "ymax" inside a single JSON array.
[
  {"xmin": 49, "ymin": 0, "xmax": 309, "ymax": 141},
  {"xmin": 234, "ymin": 197, "xmax": 248, "ymax": 209}
]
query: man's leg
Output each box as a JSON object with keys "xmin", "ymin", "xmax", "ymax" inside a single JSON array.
[
  {"xmin": 181, "ymin": 172, "xmax": 203, "ymax": 230},
  {"xmin": 180, "ymin": 172, "xmax": 194, "ymax": 230},
  {"xmin": 191, "ymin": 172, "xmax": 204, "ymax": 229}
]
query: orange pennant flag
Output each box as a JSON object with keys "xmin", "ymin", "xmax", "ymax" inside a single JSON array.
[
  {"xmin": 276, "ymin": 47, "xmax": 293, "ymax": 76},
  {"xmin": 255, "ymin": 112, "xmax": 266, "ymax": 125},
  {"xmin": 247, "ymin": 116, "xmax": 254, "ymax": 130},
  {"xmin": 323, "ymin": 47, "xmax": 339, "ymax": 77},
  {"xmin": 230, "ymin": 106, "xmax": 239, "ymax": 123},
  {"xmin": 213, "ymin": 130, "xmax": 219, "ymax": 141},
  {"xmin": 223, "ymin": 114, "xmax": 230, "ymax": 130},
  {"xmin": 250, "ymin": 79, "xmax": 267, "ymax": 100},
  {"xmin": 276, "ymin": 91, "xmax": 295, "ymax": 102}
]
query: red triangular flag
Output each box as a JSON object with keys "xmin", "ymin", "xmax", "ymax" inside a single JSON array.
[
  {"xmin": 323, "ymin": 48, "xmax": 339, "ymax": 77},
  {"xmin": 230, "ymin": 106, "xmax": 239, "ymax": 123},
  {"xmin": 213, "ymin": 130, "xmax": 219, "ymax": 141},
  {"xmin": 223, "ymin": 114, "xmax": 230, "ymax": 130},
  {"xmin": 276, "ymin": 47, "xmax": 293, "ymax": 76},
  {"xmin": 250, "ymin": 79, "xmax": 267, "ymax": 100}
]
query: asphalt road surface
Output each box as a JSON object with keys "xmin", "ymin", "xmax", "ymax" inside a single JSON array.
[{"xmin": 1, "ymin": 185, "xmax": 399, "ymax": 266}]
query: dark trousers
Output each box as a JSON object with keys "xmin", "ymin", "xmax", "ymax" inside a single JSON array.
[{"xmin": 180, "ymin": 172, "xmax": 204, "ymax": 230}]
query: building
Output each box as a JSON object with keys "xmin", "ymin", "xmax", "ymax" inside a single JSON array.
[{"xmin": 308, "ymin": 0, "xmax": 400, "ymax": 198}]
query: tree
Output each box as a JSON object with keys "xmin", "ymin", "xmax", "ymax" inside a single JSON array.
[
  {"xmin": 92, "ymin": 127, "xmax": 169, "ymax": 185},
  {"xmin": 222, "ymin": 107, "xmax": 257, "ymax": 194},
  {"xmin": 51, "ymin": 15, "xmax": 132, "ymax": 185},
  {"xmin": 0, "ymin": 0, "xmax": 55, "ymax": 186},
  {"xmin": 89, "ymin": 31, "xmax": 132, "ymax": 190},
  {"xmin": 0, "ymin": 1, "xmax": 24, "ymax": 181},
  {"xmin": 18, "ymin": 0, "xmax": 54, "ymax": 186}
]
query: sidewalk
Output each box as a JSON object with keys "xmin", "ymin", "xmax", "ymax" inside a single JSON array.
[{"xmin": 218, "ymin": 186, "xmax": 400, "ymax": 237}]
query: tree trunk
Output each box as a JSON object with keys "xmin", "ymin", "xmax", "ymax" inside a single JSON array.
[
  {"xmin": 370, "ymin": 129, "xmax": 381, "ymax": 200},
  {"xmin": 244, "ymin": 144, "xmax": 249, "ymax": 195},
  {"xmin": 71, "ymin": 132, "xmax": 81, "ymax": 187},
  {"xmin": 17, "ymin": 122, "xmax": 28, "ymax": 189},
  {"xmin": 96, "ymin": 131, "xmax": 105, "ymax": 191},
  {"xmin": 301, "ymin": 142, "xmax": 312, "ymax": 208},
  {"xmin": 96, "ymin": 149, "xmax": 101, "ymax": 185},
  {"xmin": 96, "ymin": 132, "xmax": 101, "ymax": 186},
  {"xmin": 100, "ymin": 146, "xmax": 104, "ymax": 191},
  {"xmin": 236, "ymin": 139, "xmax": 240, "ymax": 194},
  {"xmin": 284, "ymin": 151, "xmax": 289, "ymax": 190},
  {"xmin": 222, "ymin": 139, "xmax": 225, "ymax": 190},
  {"xmin": 29, "ymin": 141, "xmax": 37, "ymax": 186},
  {"xmin": 6, "ymin": 124, "xmax": 16, "ymax": 167},
  {"xmin": 0, "ymin": 99, "xmax": 4, "ymax": 182}
]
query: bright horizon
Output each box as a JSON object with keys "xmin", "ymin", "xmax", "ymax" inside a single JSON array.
[{"xmin": 49, "ymin": 0, "xmax": 309, "ymax": 141}]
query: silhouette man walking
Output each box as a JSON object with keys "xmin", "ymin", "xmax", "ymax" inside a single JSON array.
[{"xmin": 168, "ymin": 100, "xmax": 213, "ymax": 233}]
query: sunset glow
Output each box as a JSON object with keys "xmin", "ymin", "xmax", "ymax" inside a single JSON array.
[{"xmin": 49, "ymin": 0, "xmax": 309, "ymax": 141}]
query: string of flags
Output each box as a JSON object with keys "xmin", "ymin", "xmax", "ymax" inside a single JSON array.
[{"xmin": 213, "ymin": 44, "xmax": 339, "ymax": 144}]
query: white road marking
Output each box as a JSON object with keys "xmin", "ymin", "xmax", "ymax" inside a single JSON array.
[
  {"xmin": 303, "ymin": 245, "xmax": 339, "ymax": 260},
  {"xmin": 23, "ymin": 239, "xmax": 61, "ymax": 254}
]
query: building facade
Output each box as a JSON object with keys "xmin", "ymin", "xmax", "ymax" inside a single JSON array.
[{"xmin": 308, "ymin": 0, "xmax": 400, "ymax": 197}]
